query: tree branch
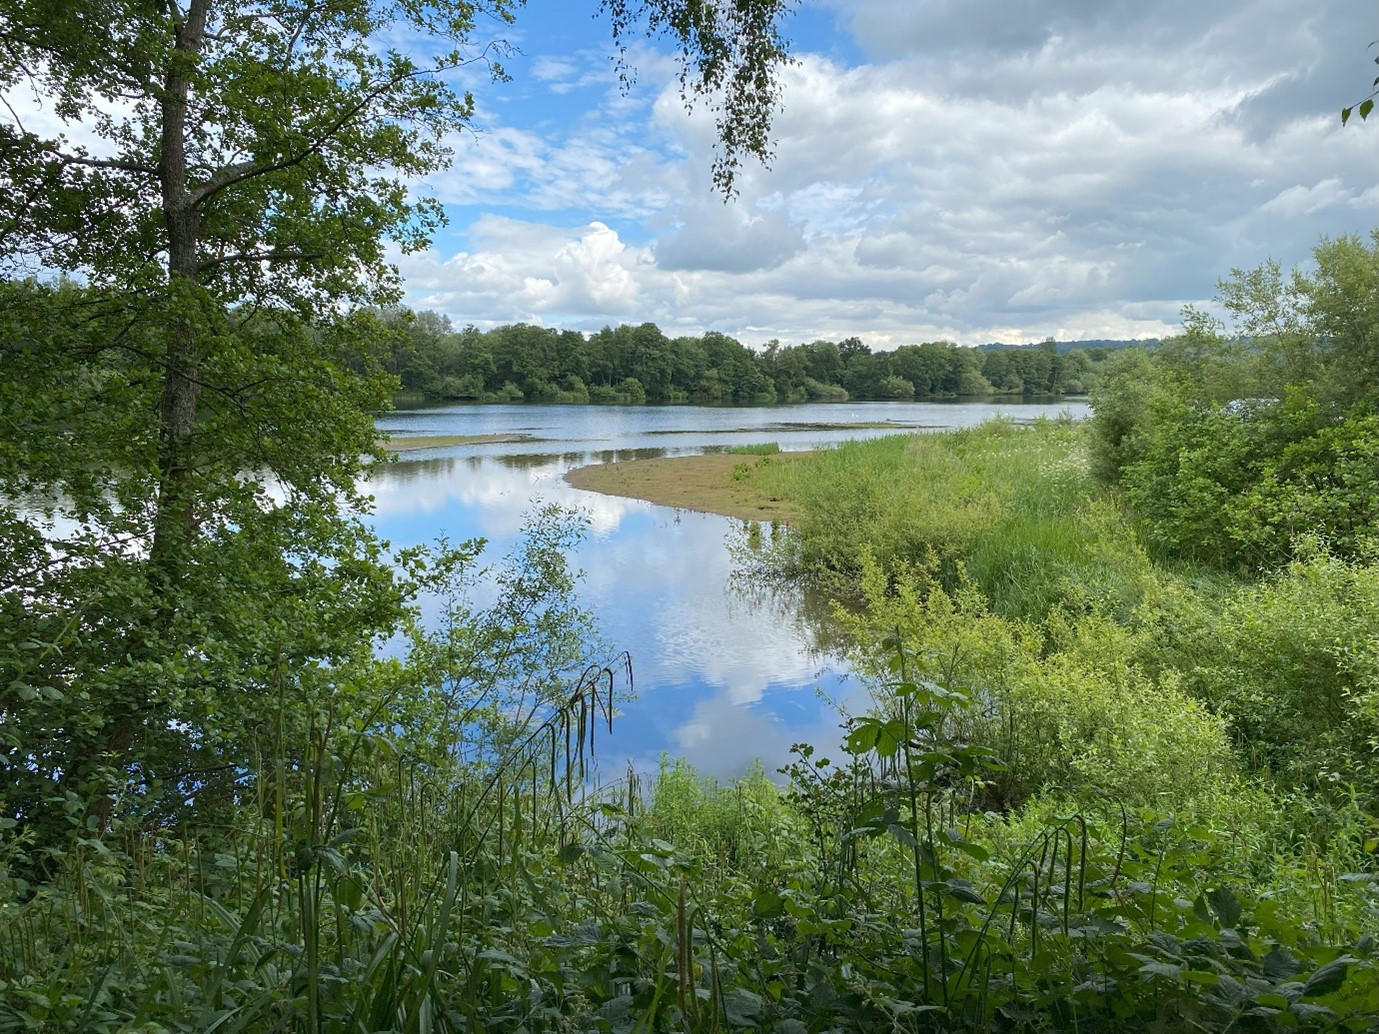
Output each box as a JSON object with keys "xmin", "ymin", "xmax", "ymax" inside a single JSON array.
[
  {"xmin": 189, "ymin": 64, "xmax": 441, "ymax": 208},
  {"xmin": 53, "ymin": 150, "xmax": 159, "ymax": 175},
  {"xmin": 197, "ymin": 248, "xmax": 327, "ymax": 272}
]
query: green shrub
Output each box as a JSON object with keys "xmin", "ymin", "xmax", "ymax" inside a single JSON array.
[
  {"xmin": 1162, "ymin": 551, "xmax": 1379, "ymax": 810},
  {"xmin": 837, "ymin": 555, "xmax": 1248, "ymax": 823}
]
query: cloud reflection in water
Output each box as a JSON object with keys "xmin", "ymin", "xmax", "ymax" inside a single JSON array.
[
  {"xmin": 367, "ymin": 400, "xmax": 1087, "ymax": 778},
  {"xmin": 367, "ymin": 448, "xmax": 848, "ymax": 779}
]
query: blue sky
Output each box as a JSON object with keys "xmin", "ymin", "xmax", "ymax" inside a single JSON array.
[{"xmin": 393, "ymin": 0, "xmax": 1376, "ymax": 348}]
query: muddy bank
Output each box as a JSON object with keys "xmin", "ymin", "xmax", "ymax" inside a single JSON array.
[
  {"xmin": 564, "ymin": 453, "xmax": 804, "ymax": 522},
  {"xmin": 378, "ymin": 432, "xmax": 540, "ymax": 452}
]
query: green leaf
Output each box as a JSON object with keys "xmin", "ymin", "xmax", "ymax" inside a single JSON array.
[
  {"xmin": 1301, "ymin": 957, "xmax": 1354, "ymax": 998},
  {"xmin": 1290, "ymin": 1003, "xmax": 1338, "ymax": 1022},
  {"xmin": 944, "ymin": 879, "xmax": 985, "ymax": 905},
  {"xmin": 752, "ymin": 890, "xmax": 785, "ymax": 917},
  {"xmin": 844, "ymin": 720, "xmax": 880, "ymax": 755},
  {"xmin": 723, "ymin": 988, "xmax": 764, "ymax": 1027},
  {"xmin": 1139, "ymin": 962, "xmax": 1183, "ymax": 981},
  {"xmin": 1360, "ymin": 98, "xmax": 1375, "ymax": 120},
  {"xmin": 1183, "ymin": 969, "xmax": 1221, "ymax": 987},
  {"xmin": 336, "ymin": 875, "xmax": 364, "ymax": 912},
  {"xmin": 1206, "ymin": 885, "xmax": 1242, "ymax": 929},
  {"xmin": 887, "ymin": 822, "xmax": 917, "ymax": 848},
  {"xmin": 1262, "ymin": 947, "xmax": 1301, "ymax": 980},
  {"xmin": 941, "ymin": 831, "xmax": 991, "ymax": 863}
]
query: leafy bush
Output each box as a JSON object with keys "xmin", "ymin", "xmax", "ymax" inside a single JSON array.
[
  {"xmin": 1159, "ymin": 551, "xmax": 1379, "ymax": 811},
  {"xmin": 837, "ymin": 555, "xmax": 1247, "ymax": 823},
  {"xmin": 1094, "ymin": 232, "xmax": 1379, "ymax": 570}
]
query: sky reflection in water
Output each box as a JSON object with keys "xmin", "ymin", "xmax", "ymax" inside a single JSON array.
[{"xmin": 367, "ymin": 401, "xmax": 1087, "ymax": 781}]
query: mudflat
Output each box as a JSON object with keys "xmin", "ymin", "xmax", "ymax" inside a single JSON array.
[
  {"xmin": 564, "ymin": 453, "xmax": 804, "ymax": 522},
  {"xmin": 378, "ymin": 433, "xmax": 539, "ymax": 452}
]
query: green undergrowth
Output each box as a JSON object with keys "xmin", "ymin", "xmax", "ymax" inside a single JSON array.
[
  {"xmin": 736, "ymin": 419, "xmax": 1379, "ymax": 820},
  {"xmin": 739, "ymin": 418, "xmax": 1157, "ymax": 620},
  {"xmin": 5, "ymin": 417, "xmax": 1379, "ymax": 1030},
  {"xmin": 5, "ymin": 639, "xmax": 1377, "ymax": 1033},
  {"xmin": 716, "ymin": 415, "xmax": 1379, "ymax": 1024}
]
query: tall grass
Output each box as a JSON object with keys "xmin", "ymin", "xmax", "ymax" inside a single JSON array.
[
  {"xmin": 743, "ymin": 418, "xmax": 1154, "ymax": 619},
  {"xmin": 0, "ymin": 657, "xmax": 625, "ymax": 1033}
]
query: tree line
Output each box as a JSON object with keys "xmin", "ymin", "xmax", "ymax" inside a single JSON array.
[
  {"xmin": 378, "ymin": 309, "xmax": 1130, "ymax": 405},
  {"xmin": 1090, "ymin": 231, "xmax": 1379, "ymax": 571}
]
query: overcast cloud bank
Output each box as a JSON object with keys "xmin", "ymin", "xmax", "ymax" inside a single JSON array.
[{"xmin": 398, "ymin": 0, "xmax": 1374, "ymax": 349}]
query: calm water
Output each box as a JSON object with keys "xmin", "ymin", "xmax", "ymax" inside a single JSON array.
[{"xmin": 368, "ymin": 400, "xmax": 1088, "ymax": 781}]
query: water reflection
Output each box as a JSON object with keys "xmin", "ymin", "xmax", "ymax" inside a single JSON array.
[
  {"xmin": 369, "ymin": 457, "xmax": 847, "ymax": 777},
  {"xmin": 368, "ymin": 401, "xmax": 1088, "ymax": 778}
]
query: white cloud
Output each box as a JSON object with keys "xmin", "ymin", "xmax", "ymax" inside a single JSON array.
[
  {"xmin": 399, "ymin": 217, "xmax": 655, "ymax": 323},
  {"xmin": 1261, "ymin": 178, "xmax": 1353, "ymax": 218},
  {"xmin": 396, "ymin": 0, "xmax": 1374, "ymax": 346},
  {"xmin": 654, "ymin": 198, "xmax": 806, "ymax": 273}
]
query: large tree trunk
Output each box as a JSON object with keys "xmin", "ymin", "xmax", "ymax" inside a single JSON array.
[
  {"xmin": 97, "ymin": 0, "xmax": 212, "ymax": 828},
  {"xmin": 149, "ymin": 0, "xmax": 209, "ymax": 584}
]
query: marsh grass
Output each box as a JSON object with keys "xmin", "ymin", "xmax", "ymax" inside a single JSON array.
[
  {"xmin": 741, "ymin": 417, "xmax": 1144, "ymax": 619},
  {"xmin": 721, "ymin": 441, "xmax": 782, "ymax": 455}
]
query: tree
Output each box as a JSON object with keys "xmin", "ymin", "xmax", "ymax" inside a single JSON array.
[
  {"xmin": 378, "ymin": 306, "xmax": 453, "ymax": 393},
  {"xmin": 601, "ymin": 0, "xmax": 797, "ymax": 195},
  {"xmin": 1092, "ymin": 232, "xmax": 1379, "ymax": 569},
  {"xmin": 0, "ymin": 0, "xmax": 794, "ymax": 551},
  {"xmin": 803, "ymin": 339, "xmax": 843, "ymax": 386},
  {"xmin": 0, "ymin": 0, "xmax": 796, "ymax": 839},
  {"xmin": 842, "ymin": 352, "xmax": 893, "ymax": 398}
]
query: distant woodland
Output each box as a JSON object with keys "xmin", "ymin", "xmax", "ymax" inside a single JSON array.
[{"xmin": 377, "ymin": 310, "xmax": 1141, "ymax": 404}]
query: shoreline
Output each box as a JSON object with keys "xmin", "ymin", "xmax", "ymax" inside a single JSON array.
[
  {"xmin": 377, "ymin": 432, "xmax": 539, "ymax": 452},
  {"xmin": 563, "ymin": 452, "xmax": 805, "ymax": 522}
]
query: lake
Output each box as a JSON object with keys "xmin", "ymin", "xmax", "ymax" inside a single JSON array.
[{"xmin": 369, "ymin": 399, "xmax": 1088, "ymax": 782}]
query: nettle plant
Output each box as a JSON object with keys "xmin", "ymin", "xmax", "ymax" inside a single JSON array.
[{"xmin": 763, "ymin": 636, "xmax": 1379, "ymax": 1032}]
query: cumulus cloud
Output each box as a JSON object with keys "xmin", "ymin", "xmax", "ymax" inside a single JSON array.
[
  {"xmin": 398, "ymin": 216, "xmax": 655, "ymax": 323},
  {"xmin": 1261, "ymin": 177, "xmax": 1356, "ymax": 218},
  {"xmin": 397, "ymin": 0, "xmax": 1374, "ymax": 346}
]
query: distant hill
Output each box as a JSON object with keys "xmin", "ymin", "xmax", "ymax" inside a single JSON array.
[{"xmin": 976, "ymin": 339, "xmax": 1159, "ymax": 354}]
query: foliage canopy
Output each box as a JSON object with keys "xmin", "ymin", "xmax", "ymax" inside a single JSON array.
[
  {"xmin": 1091, "ymin": 231, "xmax": 1379, "ymax": 570},
  {"xmin": 0, "ymin": 0, "xmax": 796, "ymax": 842}
]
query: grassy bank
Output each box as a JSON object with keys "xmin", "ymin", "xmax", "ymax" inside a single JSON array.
[
  {"xmin": 569, "ymin": 418, "xmax": 1154, "ymax": 619},
  {"xmin": 564, "ymin": 451, "xmax": 806, "ymax": 521},
  {"xmin": 740, "ymin": 418, "xmax": 1126, "ymax": 617},
  {"xmin": 7, "ymin": 420, "xmax": 1378, "ymax": 1031}
]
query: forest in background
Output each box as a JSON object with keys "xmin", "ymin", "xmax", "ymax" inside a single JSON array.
[{"xmin": 375, "ymin": 312, "xmax": 1132, "ymax": 404}]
